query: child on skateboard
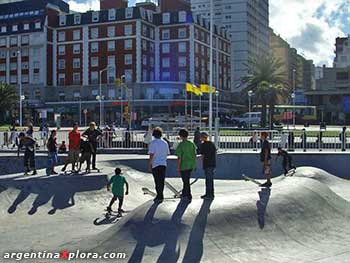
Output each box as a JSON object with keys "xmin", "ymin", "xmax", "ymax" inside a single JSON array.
[
  {"xmin": 277, "ymin": 147, "xmax": 296, "ymax": 175},
  {"xmin": 106, "ymin": 168, "xmax": 129, "ymax": 214}
]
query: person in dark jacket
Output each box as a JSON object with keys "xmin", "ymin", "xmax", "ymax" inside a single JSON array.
[
  {"xmin": 46, "ymin": 130, "xmax": 58, "ymax": 175},
  {"xmin": 78, "ymin": 137, "xmax": 94, "ymax": 172},
  {"xmin": 18, "ymin": 132, "xmax": 37, "ymax": 175},
  {"xmin": 82, "ymin": 122, "xmax": 102, "ymax": 170},
  {"xmin": 277, "ymin": 147, "xmax": 296, "ymax": 175},
  {"xmin": 193, "ymin": 127, "xmax": 201, "ymax": 154}
]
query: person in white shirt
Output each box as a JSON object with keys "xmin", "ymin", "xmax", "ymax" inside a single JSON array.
[{"xmin": 148, "ymin": 127, "xmax": 170, "ymax": 202}]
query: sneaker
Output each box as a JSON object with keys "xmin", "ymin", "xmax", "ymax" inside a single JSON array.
[
  {"xmin": 32, "ymin": 170, "xmax": 37, "ymax": 176},
  {"xmin": 118, "ymin": 208, "xmax": 125, "ymax": 213},
  {"xmin": 51, "ymin": 171, "xmax": 58, "ymax": 175},
  {"xmin": 61, "ymin": 166, "xmax": 66, "ymax": 172},
  {"xmin": 260, "ymin": 181, "xmax": 272, "ymax": 188}
]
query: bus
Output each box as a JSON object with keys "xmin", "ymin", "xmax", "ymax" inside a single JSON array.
[{"xmin": 254, "ymin": 105, "xmax": 318, "ymax": 124}]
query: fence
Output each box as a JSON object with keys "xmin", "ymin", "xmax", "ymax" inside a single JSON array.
[{"xmin": 0, "ymin": 129, "xmax": 349, "ymax": 152}]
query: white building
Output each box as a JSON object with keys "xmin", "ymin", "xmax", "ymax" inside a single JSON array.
[{"xmin": 191, "ymin": 0, "xmax": 270, "ymax": 90}]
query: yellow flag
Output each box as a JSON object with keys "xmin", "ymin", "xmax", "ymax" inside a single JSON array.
[
  {"xmin": 200, "ymin": 84, "xmax": 216, "ymax": 93},
  {"xmin": 186, "ymin": 83, "xmax": 202, "ymax": 96}
]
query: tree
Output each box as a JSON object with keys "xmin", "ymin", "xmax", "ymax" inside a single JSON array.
[
  {"xmin": 0, "ymin": 83, "xmax": 18, "ymax": 124},
  {"xmin": 242, "ymin": 55, "xmax": 289, "ymax": 128}
]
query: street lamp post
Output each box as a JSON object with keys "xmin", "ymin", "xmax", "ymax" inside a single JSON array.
[
  {"xmin": 99, "ymin": 66, "xmax": 115, "ymax": 127},
  {"xmin": 248, "ymin": 90, "xmax": 253, "ymax": 129},
  {"xmin": 209, "ymin": 0, "xmax": 214, "ymax": 136},
  {"xmin": 17, "ymin": 50, "xmax": 22, "ymax": 127},
  {"xmin": 120, "ymin": 75, "xmax": 126, "ymax": 127},
  {"xmin": 292, "ymin": 69, "xmax": 296, "ymax": 128},
  {"xmin": 199, "ymin": 92, "xmax": 203, "ymax": 129},
  {"xmin": 215, "ymin": 91, "xmax": 219, "ymax": 120}
]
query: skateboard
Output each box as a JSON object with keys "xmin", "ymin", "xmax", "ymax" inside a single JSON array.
[
  {"xmin": 104, "ymin": 209, "xmax": 122, "ymax": 219},
  {"xmin": 242, "ymin": 174, "xmax": 262, "ymax": 187},
  {"xmin": 164, "ymin": 181, "xmax": 181, "ymax": 198},
  {"xmin": 142, "ymin": 187, "xmax": 157, "ymax": 197}
]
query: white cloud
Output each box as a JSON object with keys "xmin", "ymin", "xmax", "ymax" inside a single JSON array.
[
  {"xmin": 67, "ymin": 0, "xmax": 99, "ymax": 12},
  {"xmin": 270, "ymin": 0, "xmax": 348, "ymax": 66}
]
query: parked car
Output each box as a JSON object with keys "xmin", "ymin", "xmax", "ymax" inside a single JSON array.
[{"xmin": 231, "ymin": 112, "xmax": 261, "ymax": 128}]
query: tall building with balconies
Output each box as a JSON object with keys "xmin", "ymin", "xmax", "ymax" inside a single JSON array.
[{"xmin": 334, "ymin": 37, "xmax": 350, "ymax": 68}]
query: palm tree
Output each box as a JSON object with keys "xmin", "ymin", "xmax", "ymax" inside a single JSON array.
[
  {"xmin": 0, "ymin": 83, "xmax": 18, "ymax": 124},
  {"xmin": 242, "ymin": 55, "xmax": 289, "ymax": 128}
]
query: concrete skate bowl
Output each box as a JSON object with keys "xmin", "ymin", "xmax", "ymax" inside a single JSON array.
[{"xmin": 66, "ymin": 167, "xmax": 350, "ymax": 263}]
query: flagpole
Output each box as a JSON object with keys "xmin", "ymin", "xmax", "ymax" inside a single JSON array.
[
  {"xmin": 191, "ymin": 92, "xmax": 193, "ymax": 131},
  {"xmin": 209, "ymin": 0, "xmax": 214, "ymax": 136}
]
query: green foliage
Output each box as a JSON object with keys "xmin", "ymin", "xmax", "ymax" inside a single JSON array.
[{"xmin": 0, "ymin": 83, "xmax": 18, "ymax": 124}]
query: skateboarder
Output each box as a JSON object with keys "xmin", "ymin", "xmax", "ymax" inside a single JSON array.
[
  {"xmin": 340, "ymin": 127, "xmax": 347, "ymax": 151},
  {"xmin": 260, "ymin": 132, "xmax": 272, "ymax": 187},
  {"xmin": 200, "ymin": 132, "xmax": 216, "ymax": 199},
  {"xmin": 47, "ymin": 130, "xmax": 58, "ymax": 175},
  {"xmin": 148, "ymin": 127, "xmax": 170, "ymax": 202},
  {"xmin": 77, "ymin": 136, "xmax": 93, "ymax": 172},
  {"xmin": 17, "ymin": 132, "xmax": 37, "ymax": 175},
  {"xmin": 82, "ymin": 122, "xmax": 102, "ymax": 170},
  {"xmin": 277, "ymin": 147, "xmax": 296, "ymax": 175},
  {"xmin": 176, "ymin": 129, "xmax": 197, "ymax": 202},
  {"xmin": 62, "ymin": 123, "xmax": 81, "ymax": 173},
  {"xmin": 107, "ymin": 168, "xmax": 129, "ymax": 214}
]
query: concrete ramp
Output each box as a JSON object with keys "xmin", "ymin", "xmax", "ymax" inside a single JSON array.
[{"xmin": 69, "ymin": 169, "xmax": 350, "ymax": 263}]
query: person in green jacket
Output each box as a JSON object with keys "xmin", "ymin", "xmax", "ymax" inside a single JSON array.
[
  {"xmin": 176, "ymin": 129, "xmax": 197, "ymax": 202},
  {"xmin": 106, "ymin": 168, "xmax": 129, "ymax": 214}
]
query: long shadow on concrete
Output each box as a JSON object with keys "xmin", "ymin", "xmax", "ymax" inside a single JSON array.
[
  {"xmin": 256, "ymin": 188, "xmax": 271, "ymax": 229},
  {"xmin": 182, "ymin": 199, "xmax": 213, "ymax": 263},
  {"xmin": 2, "ymin": 174, "xmax": 107, "ymax": 215}
]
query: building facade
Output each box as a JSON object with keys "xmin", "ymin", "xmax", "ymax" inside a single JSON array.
[
  {"xmin": 0, "ymin": 0, "xmax": 232, "ymax": 126},
  {"xmin": 334, "ymin": 37, "xmax": 350, "ymax": 68},
  {"xmin": 191, "ymin": 0, "xmax": 269, "ymax": 90}
]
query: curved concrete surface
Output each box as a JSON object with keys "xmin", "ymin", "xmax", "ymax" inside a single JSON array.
[{"xmin": 1, "ymin": 153, "xmax": 350, "ymax": 263}]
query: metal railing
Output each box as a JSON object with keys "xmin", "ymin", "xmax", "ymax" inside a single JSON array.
[{"xmin": 0, "ymin": 129, "xmax": 348, "ymax": 152}]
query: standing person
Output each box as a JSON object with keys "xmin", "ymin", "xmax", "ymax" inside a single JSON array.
[
  {"xmin": 200, "ymin": 132, "xmax": 216, "ymax": 199},
  {"xmin": 2, "ymin": 129, "xmax": 9, "ymax": 148},
  {"xmin": 260, "ymin": 132, "xmax": 272, "ymax": 188},
  {"xmin": 148, "ymin": 127, "xmax": 170, "ymax": 203},
  {"xmin": 47, "ymin": 130, "xmax": 58, "ymax": 175},
  {"xmin": 26, "ymin": 124, "xmax": 34, "ymax": 137},
  {"xmin": 9, "ymin": 124, "xmax": 18, "ymax": 148},
  {"xmin": 61, "ymin": 123, "xmax": 81, "ymax": 173},
  {"xmin": 277, "ymin": 147, "xmax": 296, "ymax": 175},
  {"xmin": 340, "ymin": 126, "xmax": 347, "ymax": 152},
  {"xmin": 82, "ymin": 122, "xmax": 102, "ymax": 170},
  {"xmin": 106, "ymin": 168, "xmax": 129, "ymax": 214},
  {"xmin": 78, "ymin": 137, "xmax": 93, "ymax": 172},
  {"xmin": 176, "ymin": 129, "xmax": 197, "ymax": 202},
  {"xmin": 301, "ymin": 129, "xmax": 307, "ymax": 152},
  {"xmin": 17, "ymin": 132, "xmax": 37, "ymax": 175},
  {"xmin": 193, "ymin": 127, "xmax": 201, "ymax": 154}
]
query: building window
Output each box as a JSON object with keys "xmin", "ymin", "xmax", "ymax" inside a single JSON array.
[
  {"xmin": 142, "ymin": 25, "xmax": 147, "ymax": 36},
  {"xmin": 22, "ymin": 62, "xmax": 29, "ymax": 70},
  {"xmin": 91, "ymin": 28, "xmax": 98, "ymax": 39},
  {"xmin": 0, "ymin": 38, "xmax": 5, "ymax": 47},
  {"xmin": 124, "ymin": 69, "xmax": 133, "ymax": 82},
  {"xmin": 73, "ymin": 30, "xmax": 80, "ymax": 40},
  {"xmin": 22, "ymin": 74, "xmax": 29, "ymax": 83},
  {"xmin": 10, "ymin": 37, "xmax": 17, "ymax": 46},
  {"xmin": 59, "ymin": 15, "xmax": 66, "ymax": 26},
  {"xmin": 162, "ymin": 72, "xmax": 170, "ymax": 81},
  {"xmin": 58, "ymin": 74, "xmax": 65, "ymax": 85},
  {"xmin": 58, "ymin": 59, "xmax": 65, "ymax": 69},
  {"xmin": 107, "ymin": 26, "xmax": 115, "ymax": 37},
  {"xmin": 35, "ymin": 22, "xmax": 41, "ymax": 29},
  {"xmin": 125, "ymin": 54, "xmax": 132, "ymax": 65},
  {"xmin": 91, "ymin": 71, "xmax": 98, "ymax": 84},
  {"xmin": 0, "ymin": 76, "xmax": 6, "ymax": 83},
  {"xmin": 150, "ymin": 28, "xmax": 154, "ymax": 39},
  {"xmin": 125, "ymin": 39, "xmax": 132, "ymax": 50},
  {"xmin": 0, "ymin": 51, "xmax": 6, "ymax": 59},
  {"xmin": 10, "ymin": 75, "xmax": 17, "ymax": 83},
  {"xmin": 12, "ymin": 24, "xmax": 18, "ymax": 32},
  {"xmin": 73, "ymin": 44, "xmax": 80, "ymax": 54},
  {"xmin": 108, "ymin": 41, "xmax": 115, "ymax": 51},
  {"xmin": 22, "ymin": 48, "xmax": 29, "ymax": 56},
  {"xmin": 92, "ymin": 12, "xmax": 99, "ymax": 22},
  {"xmin": 179, "ymin": 71, "xmax": 187, "ymax": 82},
  {"xmin": 162, "ymin": 29, "xmax": 170, "ymax": 40},
  {"xmin": 162, "ymin": 58, "xmax": 170, "ymax": 68},
  {"xmin": 179, "ymin": 11, "xmax": 186, "ymax": 22},
  {"xmin": 143, "ymin": 69, "xmax": 147, "ymax": 81},
  {"xmin": 178, "ymin": 56, "xmax": 186, "ymax": 67},
  {"xmin": 10, "ymin": 62, "xmax": 17, "ymax": 71},
  {"xmin": 73, "ymin": 73, "xmax": 80, "ymax": 85},
  {"xmin": 91, "ymin": 42, "xmax": 99, "ymax": 53},
  {"xmin": 178, "ymin": 28, "xmax": 186, "ymax": 38},
  {"xmin": 58, "ymin": 45, "xmax": 65, "ymax": 55},
  {"xmin": 23, "ymin": 23, "xmax": 29, "ymax": 30},
  {"xmin": 58, "ymin": 31, "xmax": 65, "ymax": 42},
  {"xmin": 143, "ymin": 55, "xmax": 147, "ymax": 65},
  {"xmin": 142, "ymin": 40, "xmax": 147, "ymax": 51},
  {"xmin": 150, "ymin": 57, "xmax": 154, "ymax": 67},
  {"xmin": 108, "ymin": 55, "xmax": 115, "ymax": 66},
  {"xmin": 21, "ymin": 35, "xmax": 29, "ymax": 45},
  {"xmin": 125, "ymin": 8, "xmax": 133, "ymax": 19},
  {"xmin": 91, "ymin": 57, "xmax": 99, "ymax": 67},
  {"xmin": 162, "ymin": 43, "xmax": 170, "ymax": 53},
  {"xmin": 163, "ymin": 13, "xmax": 170, "ymax": 24},
  {"xmin": 179, "ymin": 42, "xmax": 186, "ymax": 52},
  {"xmin": 0, "ymin": 63, "xmax": 5, "ymax": 71},
  {"xmin": 124, "ymin": 24, "xmax": 132, "ymax": 35},
  {"xmin": 108, "ymin": 68, "xmax": 115, "ymax": 83},
  {"xmin": 108, "ymin": 9, "xmax": 116, "ymax": 20},
  {"xmin": 74, "ymin": 14, "xmax": 81, "ymax": 25},
  {"xmin": 150, "ymin": 42, "xmax": 155, "ymax": 52},
  {"xmin": 1, "ymin": 26, "xmax": 6, "ymax": 33},
  {"xmin": 73, "ymin": 58, "xmax": 80, "ymax": 69}
]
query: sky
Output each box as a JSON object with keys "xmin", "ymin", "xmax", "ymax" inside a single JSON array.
[{"xmin": 67, "ymin": 0, "xmax": 350, "ymax": 66}]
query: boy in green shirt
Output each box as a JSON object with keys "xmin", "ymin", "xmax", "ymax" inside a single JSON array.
[
  {"xmin": 107, "ymin": 168, "xmax": 129, "ymax": 214},
  {"xmin": 176, "ymin": 129, "xmax": 197, "ymax": 202}
]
